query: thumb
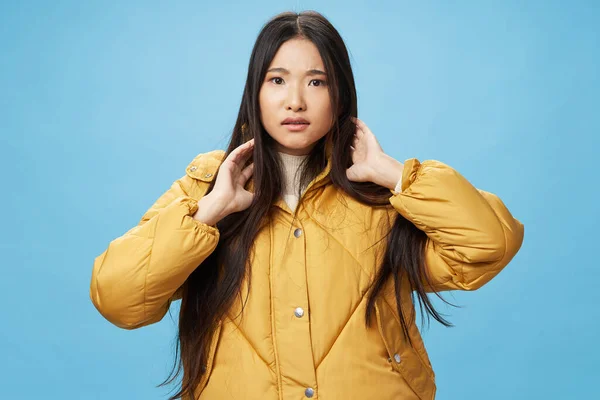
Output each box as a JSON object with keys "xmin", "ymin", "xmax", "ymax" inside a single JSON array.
[{"xmin": 346, "ymin": 165, "xmax": 358, "ymax": 182}]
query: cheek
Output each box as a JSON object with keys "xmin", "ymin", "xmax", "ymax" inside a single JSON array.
[
  {"xmin": 259, "ymin": 93, "xmax": 279, "ymax": 124},
  {"xmin": 315, "ymin": 97, "xmax": 334, "ymax": 127}
]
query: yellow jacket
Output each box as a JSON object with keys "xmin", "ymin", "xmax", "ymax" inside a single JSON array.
[{"xmin": 90, "ymin": 149, "xmax": 524, "ymax": 400}]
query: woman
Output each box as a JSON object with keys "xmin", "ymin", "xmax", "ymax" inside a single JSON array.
[{"xmin": 90, "ymin": 10, "xmax": 524, "ymax": 400}]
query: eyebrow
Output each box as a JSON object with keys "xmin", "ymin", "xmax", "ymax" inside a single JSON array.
[{"xmin": 266, "ymin": 67, "xmax": 327, "ymax": 76}]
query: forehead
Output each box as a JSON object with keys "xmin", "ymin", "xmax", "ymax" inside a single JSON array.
[{"xmin": 268, "ymin": 38, "xmax": 325, "ymax": 71}]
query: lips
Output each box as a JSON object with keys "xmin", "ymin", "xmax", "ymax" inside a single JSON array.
[{"xmin": 282, "ymin": 117, "xmax": 310, "ymax": 125}]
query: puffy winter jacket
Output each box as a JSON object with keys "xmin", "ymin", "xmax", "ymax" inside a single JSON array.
[{"xmin": 90, "ymin": 148, "xmax": 524, "ymax": 400}]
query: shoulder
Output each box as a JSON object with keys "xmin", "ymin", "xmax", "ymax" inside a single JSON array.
[
  {"xmin": 175, "ymin": 150, "xmax": 226, "ymax": 198},
  {"xmin": 184, "ymin": 149, "xmax": 227, "ymax": 182}
]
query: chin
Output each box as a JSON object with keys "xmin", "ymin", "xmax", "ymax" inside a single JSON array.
[{"xmin": 275, "ymin": 139, "xmax": 315, "ymax": 155}]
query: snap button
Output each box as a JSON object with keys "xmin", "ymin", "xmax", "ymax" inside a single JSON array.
[
  {"xmin": 305, "ymin": 387, "xmax": 315, "ymax": 398},
  {"xmin": 204, "ymin": 172, "xmax": 213, "ymax": 178},
  {"xmin": 189, "ymin": 166, "xmax": 198, "ymax": 172},
  {"xmin": 294, "ymin": 228, "xmax": 302, "ymax": 238},
  {"xmin": 294, "ymin": 307, "xmax": 305, "ymax": 318},
  {"xmin": 394, "ymin": 353, "xmax": 401, "ymax": 363}
]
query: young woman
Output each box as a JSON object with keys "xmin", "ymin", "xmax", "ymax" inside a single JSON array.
[{"xmin": 90, "ymin": 10, "xmax": 524, "ymax": 400}]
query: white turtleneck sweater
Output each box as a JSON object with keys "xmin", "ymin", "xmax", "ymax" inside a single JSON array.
[
  {"xmin": 276, "ymin": 152, "xmax": 404, "ymax": 213},
  {"xmin": 277, "ymin": 152, "xmax": 309, "ymax": 212}
]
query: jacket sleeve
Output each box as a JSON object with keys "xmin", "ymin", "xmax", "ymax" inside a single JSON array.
[
  {"xmin": 389, "ymin": 158, "xmax": 525, "ymax": 292},
  {"xmin": 89, "ymin": 175, "xmax": 220, "ymax": 329}
]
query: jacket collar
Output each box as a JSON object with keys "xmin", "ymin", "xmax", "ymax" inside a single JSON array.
[{"xmin": 187, "ymin": 139, "xmax": 334, "ymax": 212}]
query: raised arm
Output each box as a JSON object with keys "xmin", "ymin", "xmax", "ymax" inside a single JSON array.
[
  {"xmin": 90, "ymin": 143, "xmax": 257, "ymax": 329},
  {"xmin": 89, "ymin": 150, "xmax": 231, "ymax": 329},
  {"xmin": 89, "ymin": 174, "xmax": 221, "ymax": 329},
  {"xmin": 389, "ymin": 158, "xmax": 525, "ymax": 292}
]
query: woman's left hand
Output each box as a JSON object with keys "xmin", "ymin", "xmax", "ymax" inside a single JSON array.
[{"xmin": 346, "ymin": 117, "xmax": 404, "ymax": 190}]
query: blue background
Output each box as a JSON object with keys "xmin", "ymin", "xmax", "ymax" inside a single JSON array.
[{"xmin": 1, "ymin": 0, "xmax": 597, "ymax": 398}]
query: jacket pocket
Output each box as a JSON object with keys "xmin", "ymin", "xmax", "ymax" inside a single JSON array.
[
  {"xmin": 374, "ymin": 299, "xmax": 436, "ymax": 400},
  {"xmin": 193, "ymin": 321, "xmax": 223, "ymax": 397}
]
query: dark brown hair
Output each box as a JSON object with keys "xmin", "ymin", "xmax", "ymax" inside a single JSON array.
[{"xmin": 160, "ymin": 10, "xmax": 453, "ymax": 399}]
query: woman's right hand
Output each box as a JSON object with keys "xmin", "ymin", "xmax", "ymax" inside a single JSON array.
[{"xmin": 193, "ymin": 139, "xmax": 255, "ymax": 226}]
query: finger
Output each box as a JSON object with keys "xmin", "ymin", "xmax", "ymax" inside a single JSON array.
[
  {"xmin": 353, "ymin": 120, "xmax": 365, "ymax": 138},
  {"xmin": 355, "ymin": 126, "xmax": 364, "ymax": 139},
  {"xmin": 346, "ymin": 166, "xmax": 357, "ymax": 181},
  {"xmin": 352, "ymin": 117, "xmax": 371, "ymax": 136},
  {"xmin": 227, "ymin": 144, "xmax": 245, "ymax": 164},
  {"xmin": 229, "ymin": 139, "xmax": 255, "ymax": 165},
  {"xmin": 351, "ymin": 116, "xmax": 365, "ymax": 127},
  {"xmin": 239, "ymin": 139, "xmax": 255, "ymax": 165},
  {"xmin": 240, "ymin": 162, "xmax": 254, "ymax": 182}
]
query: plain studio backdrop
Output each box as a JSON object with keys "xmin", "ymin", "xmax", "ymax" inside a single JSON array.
[{"xmin": 1, "ymin": 1, "xmax": 597, "ymax": 399}]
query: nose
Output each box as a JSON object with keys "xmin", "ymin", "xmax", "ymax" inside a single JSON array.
[{"xmin": 285, "ymin": 83, "xmax": 306, "ymax": 112}]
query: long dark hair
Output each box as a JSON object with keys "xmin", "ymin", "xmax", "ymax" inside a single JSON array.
[{"xmin": 160, "ymin": 10, "xmax": 453, "ymax": 399}]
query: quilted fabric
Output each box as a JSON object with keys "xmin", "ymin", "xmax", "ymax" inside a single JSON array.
[{"xmin": 90, "ymin": 148, "xmax": 524, "ymax": 400}]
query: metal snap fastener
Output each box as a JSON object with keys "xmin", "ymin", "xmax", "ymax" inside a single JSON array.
[
  {"xmin": 204, "ymin": 172, "xmax": 213, "ymax": 178},
  {"xmin": 189, "ymin": 166, "xmax": 198, "ymax": 172},
  {"xmin": 394, "ymin": 353, "xmax": 401, "ymax": 363},
  {"xmin": 294, "ymin": 228, "xmax": 302, "ymax": 238},
  {"xmin": 305, "ymin": 387, "xmax": 314, "ymax": 398},
  {"xmin": 294, "ymin": 307, "xmax": 305, "ymax": 318}
]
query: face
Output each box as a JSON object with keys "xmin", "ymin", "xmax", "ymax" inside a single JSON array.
[{"xmin": 259, "ymin": 38, "xmax": 334, "ymax": 156}]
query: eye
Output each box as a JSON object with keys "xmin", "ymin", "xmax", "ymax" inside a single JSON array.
[
  {"xmin": 269, "ymin": 77, "xmax": 284, "ymax": 84},
  {"xmin": 310, "ymin": 79, "xmax": 327, "ymax": 87}
]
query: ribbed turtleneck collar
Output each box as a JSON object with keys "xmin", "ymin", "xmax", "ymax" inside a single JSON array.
[
  {"xmin": 276, "ymin": 151, "xmax": 309, "ymax": 212},
  {"xmin": 277, "ymin": 151, "xmax": 308, "ymax": 195}
]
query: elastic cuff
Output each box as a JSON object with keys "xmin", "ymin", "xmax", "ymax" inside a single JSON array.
[
  {"xmin": 182, "ymin": 197, "xmax": 220, "ymax": 236},
  {"xmin": 400, "ymin": 158, "xmax": 421, "ymax": 192},
  {"xmin": 182, "ymin": 197, "xmax": 199, "ymax": 215},
  {"xmin": 389, "ymin": 158, "xmax": 421, "ymax": 196}
]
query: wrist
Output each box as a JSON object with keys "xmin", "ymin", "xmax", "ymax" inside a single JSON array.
[
  {"xmin": 373, "ymin": 153, "xmax": 404, "ymax": 190},
  {"xmin": 193, "ymin": 193, "xmax": 229, "ymax": 226}
]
